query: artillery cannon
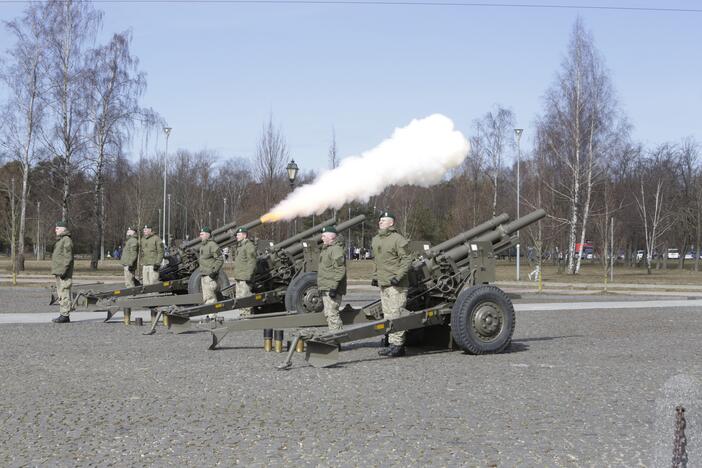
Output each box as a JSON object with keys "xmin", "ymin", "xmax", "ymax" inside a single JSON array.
[
  {"xmin": 206, "ymin": 210, "xmax": 546, "ymax": 368},
  {"xmin": 50, "ymin": 218, "xmax": 263, "ymax": 317},
  {"xmin": 163, "ymin": 215, "xmax": 367, "ymax": 331}
]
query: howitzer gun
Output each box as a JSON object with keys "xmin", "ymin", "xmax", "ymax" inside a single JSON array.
[
  {"xmin": 163, "ymin": 215, "xmax": 367, "ymax": 333},
  {"xmin": 207, "ymin": 210, "xmax": 538, "ymax": 351},
  {"xmin": 277, "ymin": 208, "xmax": 547, "ymax": 368}
]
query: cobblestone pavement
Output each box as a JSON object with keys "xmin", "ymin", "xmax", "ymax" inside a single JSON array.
[{"xmin": 0, "ymin": 289, "xmax": 701, "ymax": 466}]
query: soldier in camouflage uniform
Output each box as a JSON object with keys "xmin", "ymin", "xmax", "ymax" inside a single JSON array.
[
  {"xmin": 140, "ymin": 224, "xmax": 164, "ymax": 285},
  {"xmin": 317, "ymin": 225, "xmax": 346, "ymax": 331},
  {"xmin": 371, "ymin": 211, "xmax": 413, "ymax": 357},
  {"xmin": 120, "ymin": 226, "xmax": 139, "ymax": 287},
  {"xmin": 232, "ymin": 226, "xmax": 257, "ymax": 317},
  {"xmin": 198, "ymin": 226, "xmax": 224, "ymax": 305},
  {"xmin": 51, "ymin": 221, "xmax": 74, "ymax": 323}
]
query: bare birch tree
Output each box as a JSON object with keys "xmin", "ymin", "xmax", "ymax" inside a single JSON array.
[
  {"xmin": 39, "ymin": 0, "xmax": 102, "ymax": 221},
  {"xmin": 0, "ymin": 4, "xmax": 49, "ymax": 271},
  {"xmin": 84, "ymin": 30, "xmax": 146, "ymax": 268},
  {"xmin": 537, "ymin": 18, "xmax": 625, "ymax": 274}
]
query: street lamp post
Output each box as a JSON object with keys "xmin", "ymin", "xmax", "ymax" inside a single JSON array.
[
  {"xmin": 514, "ymin": 128, "xmax": 523, "ymax": 281},
  {"xmin": 162, "ymin": 127, "xmax": 172, "ymax": 248},
  {"xmin": 286, "ymin": 159, "xmax": 299, "ymax": 234},
  {"xmin": 167, "ymin": 193, "xmax": 171, "ymax": 246}
]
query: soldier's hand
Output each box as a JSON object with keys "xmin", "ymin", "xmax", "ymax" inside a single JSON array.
[
  {"xmin": 370, "ymin": 279, "xmax": 378, "ymax": 287},
  {"xmin": 390, "ymin": 277, "xmax": 400, "ymax": 286},
  {"xmin": 209, "ymin": 272, "xmax": 218, "ymax": 280},
  {"xmin": 328, "ymin": 289, "xmax": 337, "ymax": 299}
]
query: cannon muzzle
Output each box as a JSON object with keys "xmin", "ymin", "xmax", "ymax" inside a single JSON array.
[
  {"xmin": 283, "ymin": 215, "xmax": 367, "ymax": 257},
  {"xmin": 427, "ymin": 213, "xmax": 510, "ymax": 257}
]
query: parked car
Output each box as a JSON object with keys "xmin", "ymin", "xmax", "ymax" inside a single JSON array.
[
  {"xmin": 685, "ymin": 251, "xmax": 696, "ymax": 260},
  {"xmin": 667, "ymin": 248, "xmax": 680, "ymax": 260},
  {"xmin": 636, "ymin": 250, "xmax": 645, "ymax": 261}
]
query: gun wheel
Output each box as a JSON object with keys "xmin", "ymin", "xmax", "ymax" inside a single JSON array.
[
  {"xmin": 450, "ymin": 285, "xmax": 515, "ymax": 354},
  {"xmin": 284, "ymin": 272, "xmax": 323, "ymax": 314},
  {"xmin": 187, "ymin": 270, "xmax": 231, "ymax": 295}
]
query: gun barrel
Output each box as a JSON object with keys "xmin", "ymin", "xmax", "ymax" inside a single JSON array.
[
  {"xmin": 182, "ymin": 218, "xmax": 263, "ymax": 251},
  {"xmin": 284, "ymin": 215, "xmax": 367, "ymax": 257},
  {"xmin": 272, "ymin": 217, "xmax": 337, "ymax": 251},
  {"xmin": 212, "ymin": 218, "xmax": 263, "ymax": 245},
  {"xmin": 443, "ymin": 209, "xmax": 546, "ymax": 262},
  {"xmin": 427, "ymin": 213, "xmax": 510, "ymax": 257}
]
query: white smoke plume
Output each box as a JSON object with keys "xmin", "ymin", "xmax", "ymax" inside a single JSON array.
[{"xmin": 261, "ymin": 114, "xmax": 469, "ymax": 222}]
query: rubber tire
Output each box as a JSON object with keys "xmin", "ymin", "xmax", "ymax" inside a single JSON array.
[
  {"xmin": 187, "ymin": 270, "xmax": 231, "ymax": 295},
  {"xmin": 284, "ymin": 272, "xmax": 323, "ymax": 314},
  {"xmin": 159, "ymin": 255, "xmax": 181, "ymax": 279},
  {"xmin": 450, "ymin": 285, "xmax": 515, "ymax": 354}
]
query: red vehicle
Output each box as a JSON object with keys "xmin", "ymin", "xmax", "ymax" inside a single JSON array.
[{"xmin": 575, "ymin": 242, "xmax": 594, "ymax": 259}]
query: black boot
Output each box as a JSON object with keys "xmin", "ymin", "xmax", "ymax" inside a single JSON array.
[
  {"xmin": 379, "ymin": 345, "xmax": 405, "ymax": 357},
  {"xmin": 378, "ymin": 346, "xmax": 391, "ymax": 356},
  {"xmin": 52, "ymin": 315, "xmax": 70, "ymax": 323},
  {"xmin": 387, "ymin": 345, "xmax": 406, "ymax": 357}
]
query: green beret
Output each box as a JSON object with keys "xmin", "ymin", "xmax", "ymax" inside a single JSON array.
[
  {"xmin": 201, "ymin": 226, "xmax": 212, "ymax": 234},
  {"xmin": 379, "ymin": 211, "xmax": 395, "ymax": 221},
  {"xmin": 236, "ymin": 226, "xmax": 248, "ymax": 234},
  {"xmin": 321, "ymin": 226, "xmax": 337, "ymax": 234},
  {"xmin": 55, "ymin": 221, "xmax": 67, "ymax": 228}
]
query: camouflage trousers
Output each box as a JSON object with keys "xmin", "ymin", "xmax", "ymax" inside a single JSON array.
[
  {"xmin": 142, "ymin": 265, "xmax": 159, "ymax": 286},
  {"xmin": 322, "ymin": 293, "xmax": 343, "ymax": 331},
  {"xmin": 236, "ymin": 280, "xmax": 253, "ymax": 317},
  {"xmin": 200, "ymin": 275, "xmax": 219, "ymax": 305},
  {"xmin": 380, "ymin": 286, "xmax": 407, "ymax": 346},
  {"xmin": 123, "ymin": 266, "xmax": 136, "ymax": 288},
  {"xmin": 55, "ymin": 275, "xmax": 74, "ymax": 316}
]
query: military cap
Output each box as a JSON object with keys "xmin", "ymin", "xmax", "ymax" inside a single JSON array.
[
  {"xmin": 55, "ymin": 220, "xmax": 67, "ymax": 228},
  {"xmin": 143, "ymin": 223, "xmax": 153, "ymax": 229},
  {"xmin": 126, "ymin": 226, "xmax": 136, "ymax": 232},
  {"xmin": 379, "ymin": 211, "xmax": 395, "ymax": 220},
  {"xmin": 236, "ymin": 226, "xmax": 248, "ymax": 234},
  {"xmin": 321, "ymin": 226, "xmax": 337, "ymax": 234},
  {"xmin": 200, "ymin": 226, "xmax": 212, "ymax": 234}
]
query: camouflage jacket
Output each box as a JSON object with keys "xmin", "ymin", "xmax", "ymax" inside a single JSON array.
[
  {"xmin": 371, "ymin": 227, "xmax": 412, "ymax": 287},
  {"xmin": 232, "ymin": 238, "xmax": 257, "ymax": 281},
  {"xmin": 140, "ymin": 234, "xmax": 164, "ymax": 267},
  {"xmin": 198, "ymin": 239, "xmax": 224, "ymax": 276},
  {"xmin": 120, "ymin": 235, "xmax": 139, "ymax": 268},
  {"xmin": 51, "ymin": 231, "xmax": 74, "ymax": 278},
  {"xmin": 317, "ymin": 241, "xmax": 347, "ymax": 294}
]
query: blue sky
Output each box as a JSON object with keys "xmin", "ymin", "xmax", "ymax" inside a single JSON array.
[{"xmin": 1, "ymin": 1, "xmax": 700, "ymax": 171}]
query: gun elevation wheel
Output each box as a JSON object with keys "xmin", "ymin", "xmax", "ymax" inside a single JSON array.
[
  {"xmin": 284, "ymin": 272, "xmax": 323, "ymax": 314},
  {"xmin": 450, "ymin": 285, "xmax": 514, "ymax": 354},
  {"xmin": 187, "ymin": 270, "xmax": 231, "ymax": 295}
]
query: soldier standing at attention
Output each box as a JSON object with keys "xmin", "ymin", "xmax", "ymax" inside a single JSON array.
[
  {"xmin": 317, "ymin": 225, "xmax": 346, "ymax": 331},
  {"xmin": 120, "ymin": 226, "xmax": 139, "ymax": 287},
  {"xmin": 51, "ymin": 221, "xmax": 74, "ymax": 323},
  {"xmin": 371, "ymin": 211, "xmax": 413, "ymax": 357},
  {"xmin": 140, "ymin": 224, "xmax": 163, "ymax": 286},
  {"xmin": 198, "ymin": 226, "xmax": 224, "ymax": 305},
  {"xmin": 232, "ymin": 226, "xmax": 257, "ymax": 317}
]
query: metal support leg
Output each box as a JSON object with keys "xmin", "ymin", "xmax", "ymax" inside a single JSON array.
[
  {"xmin": 277, "ymin": 336, "xmax": 303, "ymax": 370},
  {"xmin": 143, "ymin": 310, "xmax": 163, "ymax": 335}
]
